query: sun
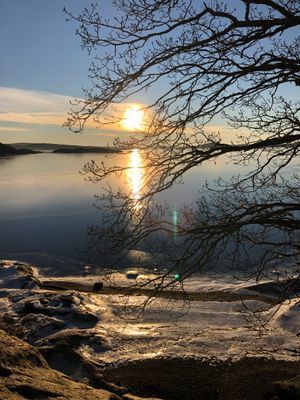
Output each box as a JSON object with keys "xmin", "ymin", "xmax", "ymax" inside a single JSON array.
[{"xmin": 122, "ymin": 105, "xmax": 144, "ymax": 131}]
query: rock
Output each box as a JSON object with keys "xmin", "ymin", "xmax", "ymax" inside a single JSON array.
[
  {"xmin": 36, "ymin": 328, "xmax": 108, "ymax": 351},
  {"xmin": 67, "ymin": 308, "xmax": 99, "ymax": 326},
  {"xmin": 272, "ymin": 375, "xmax": 300, "ymax": 400},
  {"xmin": 37, "ymin": 329, "xmax": 110, "ymax": 383},
  {"xmin": 0, "ymin": 261, "xmax": 41, "ymax": 290},
  {"xmin": 123, "ymin": 395, "xmax": 163, "ymax": 400},
  {"xmin": 59, "ymin": 291, "xmax": 83, "ymax": 306},
  {"xmin": 39, "ymin": 341, "xmax": 83, "ymax": 377},
  {"xmin": 83, "ymin": 360, "xmax": 128, "ymax": 396},
  {"xmin": 12, "ymin": 291, "xmax": 99, "ymax": 328},
  {"xmin": 0, "ymin": 313, "xmax": 25, "ymax": 338},
  {"xmin": 19, "ymin": 314, "xmax": 66, "ymax": 343},
  {"xmin": 0, "ymin": 328, "xmax": 47, "ymax": 370},
  {"xmin": 0, "ymin": 261, "xmax": 165, "ymax": 399},
  {"xmin": 3, "ymin": 366, "xmax": 122, "ymax": 400},
  {"xmin": 126, "ymin": 271, "xmax": 139, "ymax": 280},
  {"xmin": 9, "ymin": 290, "xmax": 33, "ymax": 303},
  {"xmin": 0, "ymin": 329, "xmax": 122, "ymax": 400},
  {"xmin": 93, "ymin": 282, "xmax": 104, "ymax": 292}
]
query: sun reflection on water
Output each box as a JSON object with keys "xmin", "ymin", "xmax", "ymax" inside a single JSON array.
[{"xmin": 127, "ymin": 149, "xmax": 144, "ymax": 209}]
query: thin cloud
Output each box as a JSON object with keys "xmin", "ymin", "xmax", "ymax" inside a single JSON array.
[
  {"xmin": 0, "ymin": 87, "xmax": 145, "ymax": 132},
  {"xmin": 0, "ymin": 87, "xmax": 72, "ymax": 126},
  {"xmin": 0, "ymin": 112, "xmax": 66, "ymax": 126},
  {"xmin": 0, "ymin": 87, "xmax": 72, "ymax": 113},
  {"xmin": 0, "ymin": 126, "xmax": 30, "ymax": 132},
  {"xmin": 0, "ymin": 88, "xmax": 238, "ymax": 139}
]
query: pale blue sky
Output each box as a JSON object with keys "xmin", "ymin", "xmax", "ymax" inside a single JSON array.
[
  {"xmin": 1, "ymin": 0, "xmax": 90, "ymax": 95},
  {"xmin": 0, "ymin": 0, "xmax": 122, "ymax": 145},
  {"xmin": 0, "ymin": 1, "xmax": 298, "ymax": 146}
]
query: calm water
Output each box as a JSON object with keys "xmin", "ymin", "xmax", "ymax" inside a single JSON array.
[{"xmin": 0, "ymin": 151, "xmax": 288, "ymax": 276}]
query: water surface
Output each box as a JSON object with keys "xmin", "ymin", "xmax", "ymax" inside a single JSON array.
[{"xmin": 0, "ymin": 151, "xmax": 281, "ymax": 275}]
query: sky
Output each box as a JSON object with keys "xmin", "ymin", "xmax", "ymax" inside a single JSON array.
[
  {"xmin": 1, "ymin": 1, "xmax": 298, "ymax": 146},
  {"xmin": 0, "ymin": 0, "xmax": 126, "ymax": 146},
  {"xmin": 0, "ymin": 0, "xmax": 238, "ymax": 147}
]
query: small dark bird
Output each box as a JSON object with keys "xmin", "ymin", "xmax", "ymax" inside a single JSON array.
[{"xmin": 92, "ymin": 282, "xmax": 104, "ymax": 292}]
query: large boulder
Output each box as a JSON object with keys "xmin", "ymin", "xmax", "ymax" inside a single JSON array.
[
  {"xmin": 0, "ymin": 329, "xmax": 121, "ymax": 400},
  {"xmin": 0, "ymin": 328, "xmax": 164, "ymax": 399},
  {"xmin": 0, "ymin": 261, "xmax": 41, "ymax": 290}
]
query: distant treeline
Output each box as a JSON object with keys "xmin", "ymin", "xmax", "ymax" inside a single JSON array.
[{"xmin": 0, "ymin": 142, "xmax": 121, "ymax": 155}]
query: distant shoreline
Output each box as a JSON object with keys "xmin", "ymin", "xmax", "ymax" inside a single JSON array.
[{"xmin": 0, "ymin": 142, "xmax": 121, "ymax": 156}]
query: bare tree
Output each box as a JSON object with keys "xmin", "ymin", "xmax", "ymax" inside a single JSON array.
[{"xmin": 64, "ymin": 0, "xmax": 300, "ymax": 302}]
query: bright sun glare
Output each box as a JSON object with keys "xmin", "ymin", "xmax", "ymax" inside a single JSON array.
[{"xmin": 122, "ymin": 105, "xmax": 144, "ymax": 131}]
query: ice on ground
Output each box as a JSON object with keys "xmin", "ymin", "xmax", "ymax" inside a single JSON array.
[
  {"xmin": 95, "ymin": 292, "xmax": 300, "ymax": 364},
  {"xmin": 272, "ymin": 298, "xmax": 300, "ymax": 335},
  {"xmin": 0, "ymin": 260, "xmax": 299, "ymax": 369},
  {"xmin": 41, "ymin": 269, "xmax": 299, "ymax": 299}
]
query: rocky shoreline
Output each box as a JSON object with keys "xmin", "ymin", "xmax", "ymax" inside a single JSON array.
[
  {"xmin": 0, "ymin": 260, "xmax": 161, "ymax": 400},
  {"xmin": 0, "ymin": 260, "xmax": 299, "ymax": 400},
  {"xmin": 0, "ymin": 329, "xmax": 122, "ymax": 400}
]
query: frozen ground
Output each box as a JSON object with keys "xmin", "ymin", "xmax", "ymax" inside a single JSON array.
[
  {"xmin": 87, "ymin": 293, "xmax": 300, "ymax": 365},
  {"xmin": 0, "ymin": 260, "xmax": 299, "ymax": 399},
  {"xmin": 1, "ymin": 260, "xmax": 298, "ymax": 363}
]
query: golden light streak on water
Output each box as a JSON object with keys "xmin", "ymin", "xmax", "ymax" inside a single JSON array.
[{"xmin": 127, "ymin": 149, "xmax": 144, "ymax": 210}]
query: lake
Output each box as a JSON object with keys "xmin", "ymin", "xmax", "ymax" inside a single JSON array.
[{"xmin": 0, "ymin": 150, "xmax": 293, "ymax": 276}]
